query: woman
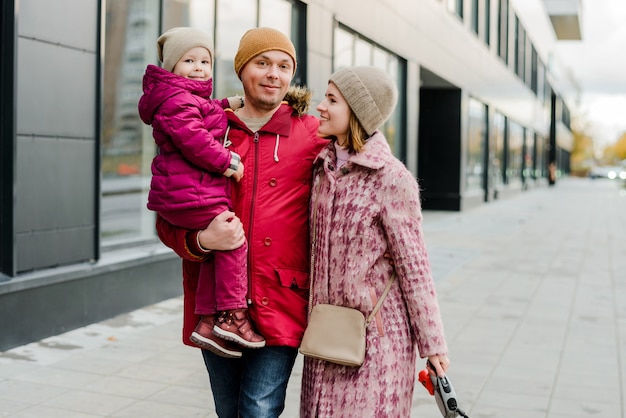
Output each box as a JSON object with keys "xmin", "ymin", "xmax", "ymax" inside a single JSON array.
[{"xmin": 300, "ymin": 66, "xmax": 450, "ymax": 417}]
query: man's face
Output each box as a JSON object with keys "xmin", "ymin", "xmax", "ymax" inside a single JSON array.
[{"xmin": 239, "ymin": 50, "xmax": 294, "ymax": 113}]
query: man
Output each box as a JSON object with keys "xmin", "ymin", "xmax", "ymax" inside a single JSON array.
[{"xmin": 156, "ymin": 27, "xmax": 327, "ymax": 417}]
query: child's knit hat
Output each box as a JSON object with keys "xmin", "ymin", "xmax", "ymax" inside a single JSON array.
[
  {"xmin": 329, "ymin": 66, "xmax": 398, "ymax": 136},
  {"xmin": 157, "ymin": 27, "xmax": 214, "ymax": 72},
  {"xmin": 233, "ymin": 27, "xmax": 297, "ymax": 78}
]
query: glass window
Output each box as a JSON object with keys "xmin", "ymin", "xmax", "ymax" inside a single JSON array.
[
  {"xmin": 530, "ymin": 45, "xmax": 538, "ymax": 94},
  {"xmin": 523, "ymin": 129, "xmax": 535, "ymax": 182},
  {"xmin": 515, "ymin": 17, "xmax": 526, "ymax": 79},
  {"xmin": 492, "ymin": 111, "xmax": 505, "ymax": 188},
  {"xmin": 102, "ymin": 0, "xmax": 160, "ymax": 245},
  {"xmin": 467, "ymin": 98, "xmax": 486, "ymax": 191},
  {"xmin": 215, "ymin": 0, "xmax": 302, "ymax": 97},
  {"xmin": 471, "ymin": 0, "xmax": 479, "ymax": 34},
  {"xmin": 259, "ymin": 0, "xmax": 292, "ymax": 32},
  {"xmin": 497, "ymin": 0, "xmax": 508, "ymax": 62},
  {"xmin": 101, "ymin": 0, "xmax": 300, "ymax": 247},
  {"xmin": 215, "ymin": 0, "xmax": 257, "ymax": 98},
  {"xmin": 333, "ymin": 25, "xmax": 406, "ymax": 161},
  {"xmin": 355, "ymin": 38, "xmax": 373, "ymax": 66},
  {"xmin": 448, "ymin": 0, "xmax": 464, "ymax": 18},
  {"xmin": 507, "ymin": 120, "xmax": 523, "ymax": 184},
  {"xmin": 537, "ymin": 59, "xmax": 545, "ymax": 103},
  {"xmin": 261, "ymin": 0, "xmax": 305, "ymax": 88},
  {"xmin": 534, "ymin": 134, "xmax": 545, "ymax": 179},
  {"xmin": 484, "ymin": 0, "xmax": 491, "ymax": 45},
  {"xmin": 162, "ymin": 0, "xmax": 214, "ymax": 30},
  {"xmin": 334, "ymin": 28, "xmax": 354, "ymax": 70}
]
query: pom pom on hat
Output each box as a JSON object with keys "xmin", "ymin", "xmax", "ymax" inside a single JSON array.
[
  {"xmin": 157, "ymin": 27, "xmax": 214, "ymax": 72},
  {"xmin": 234, "ymin": 27, "xmax": 297, "ymax": 78},
  {"xmin": 329, "ymin": 66, "xmax": 398, "ymax": 136}
]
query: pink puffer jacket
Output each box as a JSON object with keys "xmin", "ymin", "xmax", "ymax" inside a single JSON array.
[{"xmin": 138, "ymin": 64, "xmax": 232, "ymax": 213}]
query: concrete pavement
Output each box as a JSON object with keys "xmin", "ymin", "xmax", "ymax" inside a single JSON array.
[{"xmin": 1, "ymin": 177, "xmax": 625, "ymax": 417}]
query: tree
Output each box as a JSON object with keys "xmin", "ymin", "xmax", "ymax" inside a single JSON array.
[
  {"xmin": 570, "ymin": 115, "xmax": 596, "ymax": 176},
  {"xmin": 613, "ymin": 131, "xmax": 626, "ymax": 161}
]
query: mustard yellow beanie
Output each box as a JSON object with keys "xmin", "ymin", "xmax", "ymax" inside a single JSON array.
[
  {"xmin": 234, "ymin": 27, "xmax": 297, "ymax": 78},
  {"xmin": 329, "ymin": 66, "xmax": 398, "ymax": 136},
  {"xmin": 157, "ymin": 27, "xmax": 214, "ymax": 72}
]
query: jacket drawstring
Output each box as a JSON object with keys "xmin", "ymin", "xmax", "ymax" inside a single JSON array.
[
  {"xmin": 223, "ymin": 126, "xmax": 232, "ymax": 148},
  {"xmin": 273, "ymin": 134, "xmax": 280, "ymax": 162}
]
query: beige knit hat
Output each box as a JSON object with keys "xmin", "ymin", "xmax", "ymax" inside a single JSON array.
[
  {"xmin": 157, "ymin": 27, "xmax": 214, "ymax": 72},
  {"xmin": 233, "ymin": 27, "xmax": 297, "ymax": 78},
  {"xmin": 329, "ymin": 66, "xmax": 398, "ymax": 136}
]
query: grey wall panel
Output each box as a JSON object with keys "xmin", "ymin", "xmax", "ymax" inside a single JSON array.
[
  {"xmin": 14, "ymin": 1, "xmax": 98, "ymax": 273},
  {"xmin": 15, "ymin": 136, "xmax": 95, "ymax": 232},
  {"xmin": 16, "ymin": 225, "xmax": 95, "ymax": 272},
  {"xmin": 18, "ymin": 0, "xmax": 98, "ymax": 52},
  {"xmin": 16, "ymin": 38, "xmax": 96, "ymax": 137}
]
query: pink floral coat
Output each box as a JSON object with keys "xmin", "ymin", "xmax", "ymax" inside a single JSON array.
[{"xmin": 300, "ymin": 132, "xmax": 448, "ymax": 417}]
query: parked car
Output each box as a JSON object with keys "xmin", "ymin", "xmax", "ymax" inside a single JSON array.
[{"xmin": 589, "ymin": 166, "xmax": 626, "ymax": 180}]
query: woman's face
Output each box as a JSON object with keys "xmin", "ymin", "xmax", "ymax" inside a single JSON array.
[{"xmin": 316, "ymin": 82, "xmax": 350, "ymax": 145}]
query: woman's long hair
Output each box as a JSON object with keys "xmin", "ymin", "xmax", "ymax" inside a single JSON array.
[{"xmin": 344, "ymin": 112, "xmax": 369, "ymax": 154}]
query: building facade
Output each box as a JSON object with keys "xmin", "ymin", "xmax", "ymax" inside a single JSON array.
[{"xmin": 0, "ymin": 0, "xmax": 577, "ymax": 350}]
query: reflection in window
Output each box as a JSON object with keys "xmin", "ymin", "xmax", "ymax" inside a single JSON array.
[
  {"xmin": 102, "ymin": 0, "xmax": 160, "ymax": 244},
  {"xmin": 507, "ymin": 121, "xmax": 523, "ymax": 184},
  {"xmin": 333, "ymin": 25, "xmax": 406, "ymax": 161},
  {"xmin": 467, "ymin": 98, "xmax": 486, "ymax": 192}
]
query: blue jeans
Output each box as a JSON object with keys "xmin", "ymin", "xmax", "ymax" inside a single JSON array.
[{"xmin": 201, "ymin": 346, "xmax": 298, "ymax": 418}]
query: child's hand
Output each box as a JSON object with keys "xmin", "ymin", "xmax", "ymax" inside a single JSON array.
[
  {"xmin": 232, "ymin": 161, "xmax": 244, "ymax": 182},
  {"xmin": 228, "ymin": 96, "xmax": 245, "ymax": 110}
]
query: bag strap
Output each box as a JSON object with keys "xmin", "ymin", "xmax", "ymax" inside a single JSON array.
[
  {"xmin": 309, "ymin": 178, "xmax": 396, "ymax": 321},
  {"xmin": 365, "ymin": 273, "xmax": 395, "ymax": 325},
  {"xmin": 307, "ymin": 182, "xmax": 319, "ymax": 317}
]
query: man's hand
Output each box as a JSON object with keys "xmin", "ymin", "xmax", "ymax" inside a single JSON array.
[{"xmin": 198, "ymin": 211, "xmax": 245, "ymax": 251}]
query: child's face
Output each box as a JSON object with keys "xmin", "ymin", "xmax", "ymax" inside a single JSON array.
[{"xmin": 173, "ymin": 46, "xmax": 213, "ymax": 81}]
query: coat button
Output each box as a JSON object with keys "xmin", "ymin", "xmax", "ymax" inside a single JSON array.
[
  {"xmin": 264, "ymin": 237, "xmax": 272, "ymax": 246},
  {"xmin": 269, "ymin": 178, "xmax": 277, "ymax": 187},
  {"xmin": 261, "ymin": 297, "xmax": 269, "ymax": 305}
]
